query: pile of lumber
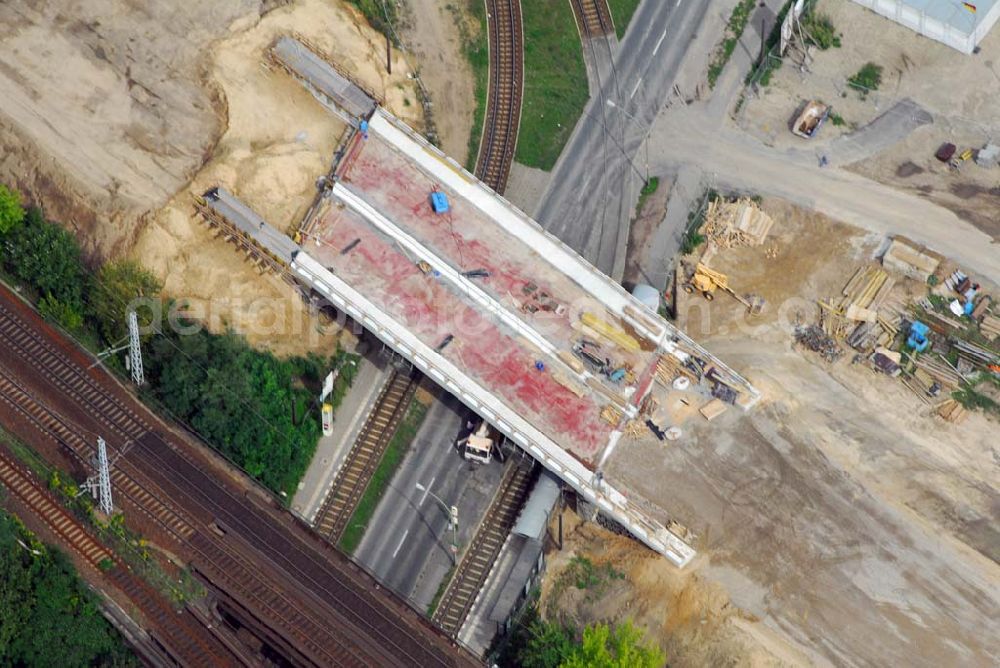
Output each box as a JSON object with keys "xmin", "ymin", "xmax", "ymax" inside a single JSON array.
[
  {"xmin": 600, "ymin": 404, "xmax": 624, "ymax": 425},
  {"xmin": 819, "ymin": 266, "xmax": 896, "ymax": 342},
  {"xmin": 953, "ymin": 339, "xmax": 999, "ymax": 366},
  {"xmin": 981, "ymin": 314, "xmax": 1000, "ymax": 341},
  {"xmin": 702, "ymin": 197, "xmax": 775, "ymax": 248},
  {"xmin": 655, "ymin": 354, "xmax": 698, "ymax": 384},
  {"xmin": 936, "ymin": 398, "xmax": 968, "ymax": 424},
  {"xmin": 910, "ymin": 354, "xmax": 965, "ymax": 389}
]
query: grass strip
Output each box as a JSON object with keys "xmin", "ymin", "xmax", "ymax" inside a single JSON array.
[
  {"xmin": 460, "ymin": 0, "xmax": 490, "ymax": 172},
  {"xmin": 338, "ymin": 397, "xmax": 430, "ymax": 554},
  {"xmin": 517, "ymin": 0, "xmax": 588, "ymax": 170},
  {"xmin": 635, "ymin": 176, "xmax": 660, "ymax": 215},
  {"xmin": 426, "ymin": 562, "xmax": 457, "ymax": 617},
  {"xmin": 707, "ymin": 0, "xmax": 757, "ymax": 88},
  {"xmin": 607, "ymin": 0, "xmax": 642, "ymax": 39}
]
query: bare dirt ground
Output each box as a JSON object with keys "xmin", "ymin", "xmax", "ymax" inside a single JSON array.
[
  {"xmin": 132, "ymin": 0, "xmax": 424, "ymax": 355},
  {"xmin": 600, "ymin": 199, "xmax": 1000, "ymax": 666},
  {"xmin": 542, "ymin": 510, "xmax": 811, "ymax": 667},
  {"xmin": 738, "ymin": 0, "xmax": 1000, "ymax": 243},
  {"xmin": 0, "ymin": 0, "xmax": 425, "ymax": 356},
  {"xmin": 398, "ymin": 0, "xmax": 478, "ymax": 164},
  {"xmin": 624, "ymin": 179, "xmax": 672, "ymax": 288},
  {"xmin": 0, "ymin": 0, "xmax": 270, "ymax": 257}
]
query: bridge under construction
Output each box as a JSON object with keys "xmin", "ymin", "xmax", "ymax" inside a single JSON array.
[{"xmin": 199, "ymin": 38, "xmax": 761, "ymax": 568}]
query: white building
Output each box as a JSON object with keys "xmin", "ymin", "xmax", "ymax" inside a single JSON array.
[{"xmin": 850, "ymin": 0, "xmax": 1000, "ymax": 53}]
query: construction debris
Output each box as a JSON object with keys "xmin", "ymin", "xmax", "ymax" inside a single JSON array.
[
  {"xmin": 624, "ymin": 419, "xmax": 645, "ymax": 439},
  {"xmin": 795, "ymin": 325, "xmax": 844, "ymax": 362},
  {"xmin": 702, "ymin": 197, "xmax": 775, "ymax": 248},
  {"xmin": 791, "ymin": 101, "xmax": 831, "ymax": 139},
  {"xmin": 976, "ymin": 142, "xmax": 1000, "ymax": 168}
]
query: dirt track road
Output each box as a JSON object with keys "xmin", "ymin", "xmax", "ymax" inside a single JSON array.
[
  {"xmin": 608, "ymin": 336, "xmax": 1000, "ymax": 667},
  {"xmin": 648, "ymin": 105, "xmax": 999, "ymax": 280}
]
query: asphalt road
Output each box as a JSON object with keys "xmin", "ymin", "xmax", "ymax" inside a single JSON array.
[
  {"xmin": 354, "ymin": 394, "xmax": 505, "ymax": 609},
  {"xmin": 534, "ymin": 0, "xmax": 712, "ymax": 274}
]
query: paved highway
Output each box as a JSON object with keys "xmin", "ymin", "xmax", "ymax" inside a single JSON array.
[
  {"xmin": 534, "ymin": 0, "xmax": 712, "ymax": 273},
  {"xmin": 354, "ymin": 394, "xmax": 505, "ymax": 610}
]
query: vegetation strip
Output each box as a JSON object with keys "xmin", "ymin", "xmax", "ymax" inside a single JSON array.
[
  {"xmin": 517, "ymin": 0, "xmax": 588, "ymax": 170},
  {"xmin": 338, "ymin": 398, "xmax": 429, "ymax": 554},
  {"xmin": 707, "ymin": 0, "xmax": 757, "ymax": 88},
  {"xmin": 607, "ymin": 0, "xmax": 642, "ymax": 39},
  {"xmin": 0, "ymin": 508, "xmax": 139, "ymax": 666},
  {"xmin": 0, "ymin": 183, "xmax": 357, "ymax": 501},
  {"xmin": 462, "ymin": 0, "xmax": 491, "ymax": 172}
]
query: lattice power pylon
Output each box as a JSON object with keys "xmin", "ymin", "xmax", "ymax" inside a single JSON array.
[
  {"xmin": 82, "ymin": 437, "xmax": 114, "ymax": 516},
  {"xmin": 126, "ymin": 310, "xmax": 144, "ymax": 387}
]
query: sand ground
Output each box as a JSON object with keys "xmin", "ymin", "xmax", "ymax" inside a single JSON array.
[
  {"xmin": 594, "ymin": 199, "xmax": 1000, "ymax": 666},
  {"xmin": 398, "ymin": 0, "xmax": 478, "ymax": 164},
  {"xmin": 130, "ymin": 0, "xmax": 425, "ymax": 356},
  {"xmin": 0, "ymin": 0, "xmax": 426, "ymax": 356},
  {"xmin": 0, "ymin": 0, "xmax": 268, "ymax": 257},
  {"xmin": 738, "ymin": 0, "xmax": 1000, "ymax": 242}
]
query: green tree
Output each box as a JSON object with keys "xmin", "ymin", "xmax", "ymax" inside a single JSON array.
[
  {"xmin": 0, "ymin": 513, "xmax": 138, "ymax": 666},
  {"xmin": 144, "ymin": 326, "xmax": 329, "ymax": 498},
  {"xmin": 3, "ymin": 207, "xmax": 86, "ymax": 311},
  {"xmin": 560, "ymin": 622, "xmax": 664, "ymax": 668},
  {"xmin": 0, "ymin": 183, "xmax": 25, "ymax": 235},
  {"xmin": 38, "ymin": 293, "xmax": 85, "ymax": 332},
  {"xmin": 519, "ymin": 619, "xmax": 575, "ymax": 668},
  {"xmin": 90, "ymin": 259, "xmax": 162, "ymax": 344}
]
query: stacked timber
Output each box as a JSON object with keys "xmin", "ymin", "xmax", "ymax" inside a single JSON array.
[
  {"xmin": 981, "ymin": 314, "xmax": 1000, "ymax": 341},
  {"xmin": 702, "ymin": 198, "xmax": 775, "ymax": 248},
  {"xmin": 910, "ymin": 354, "xmax": 965, "ymax": 389},
  {"xmin": 936, "ymin": 398, "xmax": 968, "ymax": 424},
  {"xmin": 819, "ymin": 266, "xmax": 895, "ymax": 343}
]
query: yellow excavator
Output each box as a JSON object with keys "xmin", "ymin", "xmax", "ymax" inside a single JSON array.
[{"xmin": 683, "ymin": 263, "xmax": 764, "ymax": 315}]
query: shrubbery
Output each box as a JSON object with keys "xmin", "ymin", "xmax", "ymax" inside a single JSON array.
[
  {"xmin": 144, "ymin": 326, "xmax": 356, "ymax": 498},
  {"xmin": 0, "ymin": 512, "xmax": 138, "ymax": 667},
  {"xmin": 0, "ymin": 183, "xmax": 356, "ymax": 499},
  {"xmin": 848, "ymin": 62, "xmax": 882, "ymax": 97}
]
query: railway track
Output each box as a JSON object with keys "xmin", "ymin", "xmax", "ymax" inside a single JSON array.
[
  {"xmin": 0, "ymin": 448, "xmax": 237, "ymax": 666},
  {"xmin": 432, "ymin": 456, "xmax": 536, "ymax": 635},
  {"xmin": 570, "ymin": 0, "xmax": 615, "ymax": 38},
  {"xmin": 474, "ymin": 0, "xmax": 524, "ymax": 194},
  {"xmin": 312, "ymin": 368, "xmax": 419, "ymax": 544},
  {"xmin": 0, "ymin": 449, "xmax": 112, "ymax": 567},
  {"xmin": 0, "ymin": 293, "xmax": 476, "ymax": 668}
]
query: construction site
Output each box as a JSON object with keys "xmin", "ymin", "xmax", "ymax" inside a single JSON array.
[{"xmin": 0, "ymin": 0, "xmax": 999, "ymax": 666}]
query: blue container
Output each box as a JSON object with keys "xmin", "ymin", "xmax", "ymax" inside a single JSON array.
[{"xmin": 430, "ymin": 191, "xmax": 450, "ymax": 214}]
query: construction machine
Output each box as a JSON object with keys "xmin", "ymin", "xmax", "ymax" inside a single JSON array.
[{"xmin": 683, "ymin": 263, "xmax": 764, "ymax": 315}]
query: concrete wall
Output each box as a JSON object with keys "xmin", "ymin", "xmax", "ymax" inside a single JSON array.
[{"xmin": 850, "ymin": 0, "xmax": 1000, "ymax": 53}]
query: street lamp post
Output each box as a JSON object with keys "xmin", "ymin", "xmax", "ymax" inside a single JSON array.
[{"xmin": 415, "ymin": 483, "xmax": 458, "ymax": 564}]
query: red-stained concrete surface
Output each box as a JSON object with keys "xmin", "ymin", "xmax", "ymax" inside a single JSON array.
[
  {"xmin": 306, "ymin": 132, "xmax": 671, "ymax": 466},
  {"xmin": 308, "ymin": 204, "xmax": 613, "ymax": 462},
  {"xmin": 339, "ymin": 136, "xmax": 655, "ymax": 375}
]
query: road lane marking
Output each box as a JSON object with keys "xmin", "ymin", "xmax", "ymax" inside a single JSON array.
[
  {"xmin": 652, "ymin": 29, "xmax": 667, "ymax": 56},
  {"xmin": 630, "ymin": 78, "xmax": 642, "ymax": 99},
  {"xmin": 392, "ymin": 529, "xmax": 410, "ymax": 558},
  {"xmin": 419, "ymin": 476, "xmax": 435, "ymax": 506}
]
